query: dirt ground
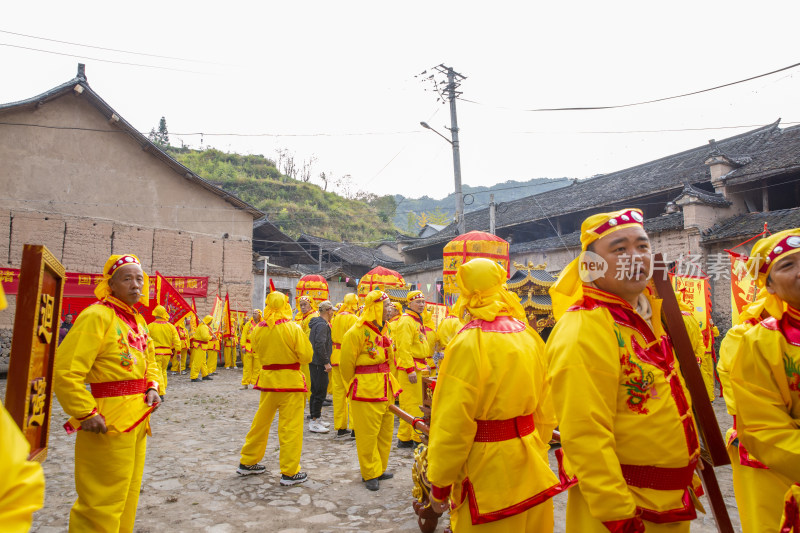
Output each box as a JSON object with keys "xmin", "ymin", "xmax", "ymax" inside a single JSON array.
[{"xmin": 4, "ymin": 369, "xmax": 742, "ymax": 532}]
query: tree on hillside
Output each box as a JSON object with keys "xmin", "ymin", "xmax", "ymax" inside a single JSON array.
[
  {"xmin": 406, "ymin": 212, "xmax": 417, "ymax": 234},
  {"xmin": 416, "ymin": 207, "xmax": 451, "ymax": 229},
  {"xmin": 318, "ymin": 171, "xmax": 329, "ymax": 191},
  {"xmin": 299, "ymin": 156, "xmax": 317, "ymax": 183},
  {"xmin": 148, "ymin": 116, "xmax": 170, "ymax": 146}
]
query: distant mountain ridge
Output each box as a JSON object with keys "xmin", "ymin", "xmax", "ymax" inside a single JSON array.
[{"xmin": 394, "ymin": 177, "xmax": 573, "ymax": 229}]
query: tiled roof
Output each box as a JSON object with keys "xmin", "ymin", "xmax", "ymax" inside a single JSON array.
[
  {"xmin": 395, "ymin": 259, "xmax": 444, "ymax": 275},
  {"xmin": 674, "ymin": 184, "xmax": 731, "ymax": 207},
  {"xmin": 298, "ymin": 234, "xmax": 403, "ymax": 268},
  {"xmin": 725, "ymin": 124, "xmax": 800, "ymax": 186},
  {"xmin": 404, "ymin": 121, "xmax": 782, "ymax": 253},
  {"xmin": 701, "ymin": 207, "xmax": 800, "ymax": 243}
]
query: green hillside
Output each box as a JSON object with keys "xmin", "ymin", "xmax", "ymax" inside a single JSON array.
[{"xmin": 164, "ymin": 147, "xmax": 397, "ymax": 242}]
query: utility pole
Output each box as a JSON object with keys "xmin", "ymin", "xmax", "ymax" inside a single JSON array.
[
  {"xmin": 433, "ymin": 64, "xmax": 466, "ymax": 235},
  {"xmin": 489, "ymin": 194, "xmax": 496, "ymax": 235}
]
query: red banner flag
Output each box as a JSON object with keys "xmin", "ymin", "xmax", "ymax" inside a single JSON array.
[{"xmin": 155, "ymin": 271, "xmax": 196, "ymax": 325}]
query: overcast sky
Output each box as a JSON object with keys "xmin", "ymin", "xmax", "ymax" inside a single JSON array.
[{"xmin": 3, "ymin": 1, "xmax": 799, "ymax": 210}]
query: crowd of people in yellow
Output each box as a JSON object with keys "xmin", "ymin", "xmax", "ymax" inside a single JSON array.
[{"xmin": 3, "ymin": 208, "xmax": 800, "ymax": 532}]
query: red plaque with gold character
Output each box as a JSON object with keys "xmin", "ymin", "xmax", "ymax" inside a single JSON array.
[{"xmin": 4, "ymin": 245, "xmax": 66, "ymax": 462}]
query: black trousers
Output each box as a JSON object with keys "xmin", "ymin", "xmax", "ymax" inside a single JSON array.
[{"xmin": 309, "ymin": 363, "xmax": 329, "ymax": 419}]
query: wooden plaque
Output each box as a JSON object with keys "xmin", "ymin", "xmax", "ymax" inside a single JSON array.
[{"xmin": 5, "ymin": 245, "xmax": 66, "ymax": 462}]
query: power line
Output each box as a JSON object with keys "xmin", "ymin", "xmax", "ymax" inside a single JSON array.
[
  {"xmin": 461, "ymin": 60, "xmax": 800, "ymax": 112},
  {"xmin": 0, "ymin": 42, "xmax": 206, "ymax": 74},
  {"xmin": 0, "ymin": 28, "xmax": 227, "ymax": 65}
]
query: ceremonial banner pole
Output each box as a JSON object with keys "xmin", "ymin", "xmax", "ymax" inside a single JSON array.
[
  {"xmin": 651, "ymin": 253, "xmax": 733, "ymax": 533},
  {"xmin": 5, "ymin": 245, "xmax": 66, "ymax": 462}
]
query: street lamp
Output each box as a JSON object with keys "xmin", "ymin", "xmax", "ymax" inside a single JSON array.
[{"xmin": 420, "ymin": 121, "xmax": 465, "ymax": 235}]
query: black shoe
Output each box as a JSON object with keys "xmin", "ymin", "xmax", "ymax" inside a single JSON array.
[
  {"xmin": 237, "ymin": 463, "xmax": 266, "ymax": 476},
  {"xmin": 364, "ymin": 478, "xmax": 379, "ymax": 491},
  {"xmin": 397, "ymin": 439, "xmax": 414, "ymax": 449},
  {"xmin": 322, "ymin": 399, "xmax": 333, "ymax": 406},
  {"xmin": 377, "ymin": 471, "xmax": 394, "ymax": 480},
  {"xmin": 160, "ymin": 395, "xmax": 166, "ymax": 401},
  {"xmin": 350, "ymin": 430, "xmax": 356, "ymax": 439},
  {"xmin": 202, "ymin": 376, "xmax": 213, "ymax": 380},
  {"xmin": 335, "ymin": 429, "xmax": 350, "ymax": 438},
  {"xmin": 280, "ymin": 472, "xmax": 308, "ymax": 486},
  {"xmin": 191, "ymin": 378, "xmax": 202, "ymax": 382}
]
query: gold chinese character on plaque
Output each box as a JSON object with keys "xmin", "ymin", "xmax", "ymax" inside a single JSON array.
[
  {"xmin": 174, "ymin": 278, "xmax": 185, "ymax": 290},
  {"xmin": 28, "ymin": 378, "xmax": 47, "ymax": 428},
  {"xmin": 187, "ymin": 278, "xmax": 197, "ymax": 289},
  {"xmin": 37, "ymin": 294, "xmax": 54, "ymax": 344},
  {"xmin": 78, "ymin": 274, "xmax": 91, "ymax": 285}
]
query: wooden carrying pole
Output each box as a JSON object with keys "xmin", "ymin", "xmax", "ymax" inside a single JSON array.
[
  {"xmin": 651, "ymin": 253, "xmax": 733, "ymax": 532},
  {"xmin": 389, "ymin": 404, "xmax": 430, "ymax": 435}
]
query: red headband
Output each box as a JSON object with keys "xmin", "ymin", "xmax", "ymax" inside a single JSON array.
[
  {"xmin": 108, "ymin": 255, "xmax": 140, "ymax": 276},
  {"xmin": 590, "ymin": 209, "xmax": 644, "ymax": 237},
  {"xmin": 760, "ymin": 234, "xmax": 800, "ymax": 274}
]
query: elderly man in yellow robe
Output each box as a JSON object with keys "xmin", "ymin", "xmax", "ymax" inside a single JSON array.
[
  {"xmin": 148, "ymin": 305, "xmax": 181, "ymax": 399},
  {"xmin": 729, "ymin": 229, "xmax": 800, "ymax": 532},
  {"xmin": 237, "ymin": 291, "xmax": 312, "ymax": 485},
  {"xmin": 331, "ymin": 293, "xmax": 359, "ymax": 438},
  {"xmin": 240, "ymin": 309, "xmax": 262, "ymax": 389},
  {"xmin": 54, "ymin": 254, "xmax": 161, "ymax": 532},
  {"xmin": 393, "ymin": 290, "xmax": 430, "ymax": 448},
  {"xmin": 190, "ymin": 315, "xmax": 213, "ymax": 382},
  {"xmin": 428, "ymin": 258, "xmax": 571, "ymax": 531},
  {"xmin": 340, "ymin": 290, "xmax": 400, "ymax": 491},
  {"xmin": 0, "ymin": 283, "xmax": 45, "ymax": 532},
  {"xmin": 547, "ymin": 209, "xmax": 702, "ymax": 532}
]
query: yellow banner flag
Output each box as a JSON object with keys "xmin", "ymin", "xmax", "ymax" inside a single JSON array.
[
  {"xmin": 672, "ymin": 275, "xmax": 711, "ymax": 333},
  {"xmin": 729, "ymin": 252, "xmax": 758, "ymax": 325}
]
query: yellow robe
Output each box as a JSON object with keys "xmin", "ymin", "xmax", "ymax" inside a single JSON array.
[
  {"xmin": 331, "ymin": 311, "xmax": 358, "ymax": 431},
  {"xmin": 393, "ymin": 310, "xmax": 430, "ymax": 443},
  {"xmin": 173, "ymin": 324, "xmax": 188, "ymax": 372},
  {"xmin": 223, "ymin": 335, "xmax": 236, "ymax": 368},
  {"xmin": 240, "ymin": 318, "xmax": 312, "ymax": 475},
  {"xmin": 148, "ymin": 319, "xmax": 181, "ymax": 394},
  {"xmin": 730, "ymin": 306, "xmax": 800, "ymax": 529},
  {"xmin": 436, "ymin": 315, "xmax": 463, "ymax": 350},
  {"xmin": 546, "ymin": 286, "xmax": 701, "ymax": 531},
  {"xmin": 718, "ymin": 317, "xmax": 791, "ymax": 533},
  {"xmin": 206, "ymin": 333, "xmax": 220, "ymax": 374},
  {"xmin": 296, "ymin": 310, "xmax": 319, "ymax": 400},
  {"xmin": 240, "ymin": 318, "xmax": 259, "ymax": 386},
  {"xmin": 0, "ymin": 402, "xmax": 45, "ymax": 533},
  {"xmin": 427, "ymin": 315, "xmax": 568, "ymax": 531},
  {"xmin": 189, "ymin": 323, "xmax": 212, "ymax": 379},
  {"xmin": 54, "ymin": 296, "xmax": 161, "ymax": 533},
  {"xmin": 340, "ymin": 320, "xmax": 401, "ymax": 480}
]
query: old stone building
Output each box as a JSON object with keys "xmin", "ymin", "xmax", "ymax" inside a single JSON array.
[{"xmin": 0, "ymin": 64, "xmax": 263, "ymax": 337}]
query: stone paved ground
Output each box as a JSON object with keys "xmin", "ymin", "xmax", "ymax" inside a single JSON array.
[{"xmin": 3, "ymin": 370, "xmax": 742, "ymax": 532}]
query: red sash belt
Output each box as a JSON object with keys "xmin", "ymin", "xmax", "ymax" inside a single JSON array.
[
  {"xmin": 474, "ymin": 414, "xmax": 535, "ymax": 442},
  {"xmin": 620, "ymin": 461, "xmax": 696, "ymax": 491},
  {"xmin": 262, "ymin": 363, "xmax": 301, "ymax": 370},
  {"xmin": 413, "ymin": 357, "xmax": 428, "ymax": 363},
  {"xmin": 190, "ymin": 339, "xmax": 205, "ymax": 347},
  {"xmin": 333, "ymin": 342, "xmax": 342, "ymax": 349},
  {"xmin": 355, "ymin": 362, "xmax": 389, "ymax": 374},
  {"xmin": 90, "ymin": 379, "xmax": 146, "ymax": 398}
]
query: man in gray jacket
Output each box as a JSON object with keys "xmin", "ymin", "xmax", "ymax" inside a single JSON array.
[{"xmin": 308, "ymin": 300, "xmax": 333, "ymax": 433}]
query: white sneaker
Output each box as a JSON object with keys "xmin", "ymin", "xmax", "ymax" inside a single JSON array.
[
  {"xmin": 318, "ymin": 420, "xmax": 331, "ymax": 427},
  {"xmin": 309, "ymin": 421, "xmax": 329, "ymax": 433}
]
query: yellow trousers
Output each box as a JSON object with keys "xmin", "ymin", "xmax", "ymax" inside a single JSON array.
[
  {"xmin": 727, "ymin": 444, "xmax": 790, "ymax": 533},
  {"xmin": 157, "ymin": 354, "xmax": 170, "ymax": 394},
  {"xmin": 240, "ymin": 391, "xmax": 304, "ymax": 476},
  {"xmin": 207, "ymin": 350, "xmax": 219, "ymax": 375},
  {"xmin": 330, "ymin": 366, "xmax": 351, "ymax": 430},
  {"xmin": 701, "ymin": 352, "xmax": 715, "ymax": 401},
  {"xmin": 242, "ymin": 350, "xmax": 257, "ymax": 386},
  {"xmin": 397, "ymin": 372, "xmax": 423, "ymax": 443},
  {"xmin": 565, "ymin": 484, "xmax": 690, "ymax": 532},
  {"xmin": 450, "ymin": 498, "xmax": 554, "ymax": 532},
  {"xmin": 189, "ymin": 348, "xmax": 208, "ymax": 380},
  {"xmin": 69, "ymin": 422, "xmax": 147, "ymax": 533},
  {"xmin": 350, "ymin": 399, "xmax": 393, "ymax": 480},
  {"xmin": 224, "ymin": 346, "xmax": 235, "ymax": 368},
  {"xmin": 171, "ymin": 352, "xmax": 183, "ymax": 372}
]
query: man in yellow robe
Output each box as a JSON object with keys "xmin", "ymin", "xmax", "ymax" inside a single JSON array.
[
  {"xmin": 223, "ymin": 330, "xmax": 237, "ymax": 369},
  {"xmin": 240, "ymin": 309, "xmax": 261, "ymax": 389},
  {"xmin": 393, "ymin": 290, "xmax": 430, "ymax": 448},
  {"xmin": 340, "ymin": 290, "xmax": 400, "ymax": 491},
  {"xmin": 435, "ymin": 308, "xmax": 463, "ymax": 351},
  {"xmin": 0, "ymin": 283, "xmax": 45, "ymax": 532},
  {"xmin": 172, "ymin": 320, "xmax": 188, "ymax": 374},
  {"xmin": 54, "ymin": 254, "xmax": 162, "ymax": 533},
  {"xmin": 422, "ymin": 308, "xmax": 438, "ymax": 377},
  {"xmin": 730, "ymin": 229, "xmax": 800, "ymax": 531},
  {"xmin": 190, "ymin": 316, "xmax": 213, "ymax": 382},
  {"xmin": 148, "ymin": 305, "xmax": 181, "ymax": 399},
  {"xmin": 384, "ymin": 301, "xmax": 403, "ymax": 378},
  {"xmin": 206, "ymin": 327, "xmax": 220, "ymax": 376},
  {"xmin": 331, "ymin": 293, "xmax": 359, "ymax": 437},
  {"xmin": 547, "ymin": 209, "xmax": 702, "ymax": 532},
  {"xmin": 428, "ymin": 258, "xmax": 571, "ymax": 531},
  {"xmin": 237, "ymin": 291, "xmax": 312, "ymax": 485}
]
